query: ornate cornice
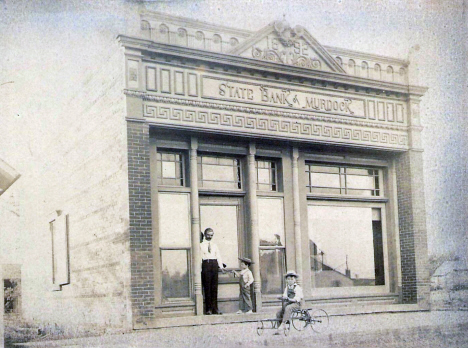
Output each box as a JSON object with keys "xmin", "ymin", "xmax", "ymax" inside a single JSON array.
[
  {"xmin": 118, "ymin": 35, "xmax": 419, "ymax": 95},
  {"xmin": 124, "ymin": 89, "xmax": 408, "ymax": 132}
]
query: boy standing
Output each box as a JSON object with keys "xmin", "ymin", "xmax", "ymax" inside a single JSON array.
[{"xmin": 232, "ymin": 257, "xmax": 254, "ymax": 314}]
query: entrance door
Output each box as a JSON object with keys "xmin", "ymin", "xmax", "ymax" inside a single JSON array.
[{"xmin": 199, "ymin": 196, "xmax": 244, "ymax": 312}]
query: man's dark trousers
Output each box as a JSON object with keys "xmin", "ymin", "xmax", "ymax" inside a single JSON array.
[{"xmin": 202, "ymin": 259, "xmax": 219, "ymax": 314}]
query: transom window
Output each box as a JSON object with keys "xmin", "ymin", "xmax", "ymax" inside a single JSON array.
[
  {"xmin": 197, "ymin": 155, "xmax": 242, "ymax": 190},
  {"xmin": 306, "ymin": 164, "xmax": 380, "ymax": 196},
  {"xmin": 256, "ymin": 160, "xmax": 277, "ymax": 191},
  {"xmin": 156, "ymin": 151, "xmax": 185, "ymax": 186}
]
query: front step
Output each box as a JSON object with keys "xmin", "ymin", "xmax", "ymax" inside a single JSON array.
[{"xmin": 136, "ymin": 302, "xmax": 423, "ymax": 330}]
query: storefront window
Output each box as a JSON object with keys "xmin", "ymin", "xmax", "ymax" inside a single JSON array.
[
  {"xmin": 260, "ymin": 249, "xmax": 285, "ymax": 294},
  {"xmin": 158, "ymin": 193, "xmax": 191, "ymax": 300},
  {"xmin": 308, "ymin": 204, "xmax": 385, "ymax": 288},
  {"xmin": 161, "ymin": 250, "xmax": 190, "ymax": 299},
  {"xmin": 197, "ymin": 155, "xmax": 242, "ymax": 190},
  {"xmin": 256, "ymin": 160, "xmax": 277, "ymax": 191},
  {"xmin": 156, "ymin": 151, "xmax": 185, "ymax": 186},
  {"xmin": 258, "ymin": 197, "xmax": 285, "ymax": 294},
  {"xmin": 306, "ymin": 164, "xmax": 380, "ymax": 196}
]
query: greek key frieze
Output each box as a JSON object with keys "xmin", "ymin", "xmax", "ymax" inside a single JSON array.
[
  {"xmin": 142, "ymin": 104, "xmax": 407, "ymax": 148},
  {"xmin": 128, "ymin": 91, "xmax": 407, "ymax": 132}
]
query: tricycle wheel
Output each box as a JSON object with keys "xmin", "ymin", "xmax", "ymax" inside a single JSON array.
[
  {"xmin": 256, "ymin": 320, "xmax": 264, "ymax": 336},
  {"xmin": 291, "ymin": 310, "xmax": 307, "ymax": 331},
  {"xmin": 310, "ymin": 309, "xmax": 329, "ymax": 333}
]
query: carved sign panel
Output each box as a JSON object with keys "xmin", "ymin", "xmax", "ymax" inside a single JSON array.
[
  {"xmin": 238, "ymin": 21, "xmax": 332, "ymax": 72},
  {"xmin": 201, "ymin": 76, "xmax": 366, "ymax": 118}
]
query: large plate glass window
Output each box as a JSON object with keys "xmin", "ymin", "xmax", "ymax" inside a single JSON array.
[
  {"xmin": 306, "ymin": 164, "xmax": 380, "ymax": 196},
  {"xmin": 158, "ymin": 192, "xmax": 191, "ymax": 300},
  {"xmin": 308, "ymin": 203, "xmax": 386, "ymax": 289},
  {"xmin": 197, "ymin": 155, "xmax": 242, "ymax": 190},
  {"xmin": 258, "ymin": 197, "xmax": 286, "ymax": 294}
]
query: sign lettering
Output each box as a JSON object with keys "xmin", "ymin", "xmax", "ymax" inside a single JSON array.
[{"xmin": 202, "ymin": 77, "xmax": 366, "ymax": 118}]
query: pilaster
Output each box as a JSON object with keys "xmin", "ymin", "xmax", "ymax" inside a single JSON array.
[
  {"xmin": 396, "ymin": 90, "xmax": 430, "ymax": 308},
  {"xmin": 247, "ymin": 142, "xmax": 262, "ymax": 311},
  {"xmin": 189, "ymin": 137, "xmax": 203, "ymax": 315},
  {"xmin": 292, "ymin": 147, "xmax": 303, "ymax": 285}
]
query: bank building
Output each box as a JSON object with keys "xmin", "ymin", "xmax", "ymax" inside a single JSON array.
[{"xmin": 9, "ymin": 10, "xmax": 430, "ymax": 331}]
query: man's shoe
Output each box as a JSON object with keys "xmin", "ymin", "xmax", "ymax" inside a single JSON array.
[
  {"xmin": 246, "ymin": 310, "xmax": 253, "ymax": 314},
  {"xmin": 214, "ymin": 311, "xmax": 222, "ymax": 315},
  {"xmin": 236, "ymin": 310, "xmax": 243, "ymax": 314},
  {"xmin": 206, "ymin": 311, "xmax": 212, "ymax": 315}
]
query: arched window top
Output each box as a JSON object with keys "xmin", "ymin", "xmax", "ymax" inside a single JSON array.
[
  {"xmin": 361, "ymin": 61, "xmax": 369, "ymax": 77},
  {"xmin": 230, "ymin": 37, "xmax": 239, "ymax": 46},
  {"xmin": 399, "ymin": 67, "xmax": 406, "ymax": 76},
  {"xmin": 335, "ymin": 56, "xmax": 343, "ymax": 66},
  {"xmin": 178, "ymin": 28, "xmax": 187, "ymax": 37},
  {"xmin": 212, "ymin": 34, "xmax": 222, "ymax": 44},
  {"xmin": 195, "ymin": 31, "xmax": 205, "ymax": 41},
  {"xmin": 141, "ymin": 20, "xmax": 151, "ymax": 39},
  {"xmin": 348, "ymin": 59, "xmax": 355, "ymax": 67},
  {"xmin": 159, "ymin": 24, "xmax": 169, "ymax": 34},
  {"xmin": 387, "ymin": 65, "xmax": 394, "ymax": 74},
  {"xmin": 374, "ymin": 63, "xmax": 381, "ymax": 71}
]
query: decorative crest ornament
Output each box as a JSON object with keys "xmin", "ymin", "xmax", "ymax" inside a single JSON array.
[{"xmin": 273, "ymin": 20, "xmax": 305, "ymax": 47}]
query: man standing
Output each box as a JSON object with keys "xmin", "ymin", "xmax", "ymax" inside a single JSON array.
[{"xmin": 200, "ymin": 228, "xmax": 225, "ymax": 315}]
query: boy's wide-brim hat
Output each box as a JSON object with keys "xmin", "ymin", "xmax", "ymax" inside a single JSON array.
[
  {"xmin": 238, "ymin": 257, "xmax": 253, "ymax": 265},
  {"xmin": 284, "ymin": 270, "xmax": 299, "ymax": 278}
]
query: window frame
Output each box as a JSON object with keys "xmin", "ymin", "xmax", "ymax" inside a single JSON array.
[
  {"xmin": 197, "ymin": 153, "xmax": 244, "ymax": 192},
  {"xmin": 307, "ymin": 199, "xmax": 390, "ymax": 296},
  {"xmin": 255, "ymin": 158, "xmax": 279, "ymax": 192},
  {"xmin": 157, "ymin": 191, "xmax": 193, "ymax": 303},
  {"xmin": 156, "ymin": 149, "xmax": 186, "ymax": 187},
  {"xmin": 305, "ymin": 162, "xmax": 385, "ymax": 200}
]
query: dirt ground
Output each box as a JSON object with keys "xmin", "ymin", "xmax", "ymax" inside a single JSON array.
[{"xmin": 6, "ymin": 310, "xmax": 468, "ymax": 348}]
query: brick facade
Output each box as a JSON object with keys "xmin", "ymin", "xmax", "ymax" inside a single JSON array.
[
  {"xmin": 396, "ymin": 150, "xmax": 430, "ymax": 307},
  {"xmin": 127, "ymin": 120, "xmax": 156, "ymax": 325}
]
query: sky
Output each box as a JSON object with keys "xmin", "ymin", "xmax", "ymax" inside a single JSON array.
[{"xmin": 0, "ymin": 0, "xmax": 467, "ymax": 258}]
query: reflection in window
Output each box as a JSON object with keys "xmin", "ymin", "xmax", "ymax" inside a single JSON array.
[
  {"xmin": 260, "ymin": 249, "xmax": 285, "ymax": 294},
  {"xmin": 156, "ymin": 152, "xmax": 184, "ymax": 186},
  {"xmin": 198, "ymin": 155, "xmax": 242, "ymax": 190},
  {"xmin": 258, "ymin": 197, "xmax": 285, "ymax": 294},
  {"xmin": 256, "ymin": 160, "xmax": 277, "ymax": 191},
  {"xmin": 308, "ymin": 205, "xmax": 385, "ymax": 288},
  {"xmin": 306, "ymin": 164, "xmax": 380, "ymax": 196},
  {"xmin": 258, "ymin": 197, "xmax": 285, "ymax": 246},
  {"xmin": 161, "ymin": 250, "xmax": 190, "ymax": 299}
]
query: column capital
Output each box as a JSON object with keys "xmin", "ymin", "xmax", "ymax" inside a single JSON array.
[
  {"xmin": 292, "ymin": 147, "xmax": 299, "ymax": 160},
  {"xmin": 249, "ymin": 142, "xmax": 256, "ymax": 156},
  {"xmin": 191, "ymin": 137, "xmax": 198, "ymax": 150}
]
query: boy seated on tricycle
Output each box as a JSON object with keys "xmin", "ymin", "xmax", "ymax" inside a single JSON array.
[{"xmin": 275, "ymin": 270, "xmax": 303, "ymax": 335}]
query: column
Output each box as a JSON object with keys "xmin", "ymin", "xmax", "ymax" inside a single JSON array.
[
  {"xmin": 292, "ymin": 147, "xmax": 303, "ymax": 285},
  {"xmin": 189, "ymin": 137, "xmax": 203, "ymax": 315},
  {"xmin": 396, "ymin": 90, "xmax": 430, "ymax": 308},
  {"xmin": 247, "ymin": 142, "xmax": 262, "ymax": 311}
]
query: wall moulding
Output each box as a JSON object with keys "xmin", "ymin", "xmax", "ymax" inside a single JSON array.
[
  {"xmin": 124, "ymin": 89, "xmax": 407, "ymax": 132},
  {"xmin": 140, "ymin": 102, "xmax": 408, "ymax": 150},
  {"xmin": 118, "ymin": 35, "xmax": 417, "ymax": 96}
]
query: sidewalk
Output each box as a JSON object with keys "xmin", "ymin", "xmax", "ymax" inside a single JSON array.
[{"xmin": 11, "ymin": 310, "xmax": 468, "ymax": 348}]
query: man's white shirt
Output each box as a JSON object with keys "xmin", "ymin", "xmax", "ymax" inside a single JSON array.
[{"xmin": 200, "ymin": 240, "xmax": 224, "ymax": 269}]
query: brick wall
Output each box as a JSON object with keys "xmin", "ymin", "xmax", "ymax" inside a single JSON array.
[
  {"xmin": 396, "ymin": 150, "xmax": 430, "ymax": 307},
  {"xmin": 126, "ymin": 120, "xmax": 155, "ymax": 325}
]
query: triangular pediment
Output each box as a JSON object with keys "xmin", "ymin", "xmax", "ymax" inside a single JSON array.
[{"xmin": 229, "ymin": 20, "xmax": 345, "ymax": 73}]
